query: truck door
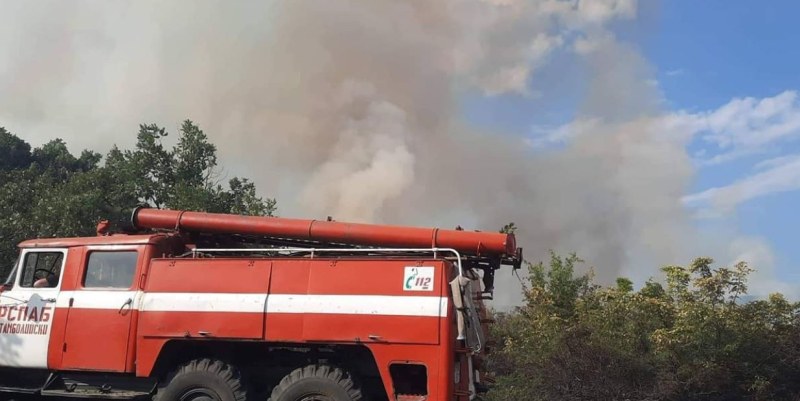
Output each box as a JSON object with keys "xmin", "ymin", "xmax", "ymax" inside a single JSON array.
[
  {"xmin": 59, "ymin": 248, "xmax": 140, "ymax": 372},
  {"xmin": 0, "ymin": 248, "xmax": 67, "ymax": 368}
]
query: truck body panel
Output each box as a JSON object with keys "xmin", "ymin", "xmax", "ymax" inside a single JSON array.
[{"xmin": 0, "ymin": 209, "xmax": 518, "ymax": 400}]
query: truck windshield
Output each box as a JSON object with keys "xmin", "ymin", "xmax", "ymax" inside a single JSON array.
[{"xmin": 3, "ymin": 256, "xmax": 19, "ymax": 288}]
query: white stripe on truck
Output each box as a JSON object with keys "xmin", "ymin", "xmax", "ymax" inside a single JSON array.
[{"xmin": 57, "ymin": 291, "xmax": 448, "ymax": 317}]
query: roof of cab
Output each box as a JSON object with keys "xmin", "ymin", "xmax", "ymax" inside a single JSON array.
[{"xmin": 18, "ymin": 234, "xmax": 167, "ymax": 248}]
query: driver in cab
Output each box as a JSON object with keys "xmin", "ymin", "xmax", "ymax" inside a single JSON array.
[{"xmin": 33, "ymin": 273, "xmax": 57, "ymax": 288}]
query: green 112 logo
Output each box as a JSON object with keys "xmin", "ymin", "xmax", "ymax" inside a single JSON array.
[{"xmin": 404, "ymin": 267, "xmax": 434, "ymax": 291}]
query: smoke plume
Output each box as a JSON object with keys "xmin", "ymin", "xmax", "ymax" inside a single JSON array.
[{"xmin": 1, "ymin": 0, "xmax": 702, "ymax": 307}]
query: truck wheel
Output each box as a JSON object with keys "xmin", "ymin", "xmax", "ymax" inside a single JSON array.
[
  {"xmin": 155, "ymin": 358, "xmax": 247, "ymax": 401},
  {"xmin": 269, "ymin": 365, "xmax": 362, "ymax": 401}
]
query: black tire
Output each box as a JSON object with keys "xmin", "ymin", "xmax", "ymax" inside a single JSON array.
[
  {"xmin": 269, "ymin": 365, "xmax": 362, "ymax": 401},
  {"xmin": 155, "ymin": 358, "xmax": 247, "ymax": 401}
]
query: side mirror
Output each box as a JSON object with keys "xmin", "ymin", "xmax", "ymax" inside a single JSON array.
[{"xmin": 0, "ymin": 283, "xmax": 10, "ymax": 292}]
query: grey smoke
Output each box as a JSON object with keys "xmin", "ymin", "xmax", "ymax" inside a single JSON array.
[{"xmin": 0, "ymin": 0, "xmax": 697, "ymax": 307}]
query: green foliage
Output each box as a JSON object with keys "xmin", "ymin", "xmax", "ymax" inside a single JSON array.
[
  {"xmin": 0, "ymin": 127, "xmax": 32, "ymax": 170},
  {"xmin": 500, "ymin": 222, "xmax": 518, "ymax": 234},
  {"xmin": 487, "ymin": 255, "xmax": 800, "ymax": 401},
  {"xmin": 0, "ymin": 121, "xmax": 276, "ymax": 278},
  {"xmin": 616, "ymin": 277, "xmax": 634, "ymax": 293},
  {"xmin": 111, "ymin": 120, "xmax": 278, "ymax": 214}
]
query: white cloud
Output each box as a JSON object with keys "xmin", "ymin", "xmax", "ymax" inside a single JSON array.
[
  {"xmin": 451, "ymin": 0, "xmax": 639, "ymax": 95},
  {"xmin": 576, "ymin": 0, "xmax": 637, "ymax": 23},
  {"xmin": 665, "ymin": 68, "xmax": 684, "ymax": 77},
  {"xmin": 480, "ymin": 32, "xmax": 564, "ymax": 96},
  {"xmin": 697, "ymin": 147, "xmax": 768, "ymax": 167},
  {"xmin": 573, "ymin": 33, "xmax": 615, "ymax": 55},
  {"xmin": 532, "ymin": 91, "xmax": 800, "ymax": 160},
  {"xmin": 480, "ymin": 65, "xmax": 534, "ymax": 96},
  {"xmin": 528, "ymin": 90, "xmax": 800, "ymax": 219},
  {"xmin": 700, "ymin": 91, "xmax": 800, "ymax": 163},
  {"xmin": 627, "ymin": 91, "xmax": 800, "ymax": 166},
  {"xmin": 647, "ymin": 91, "xmax": 800, "ymax": 218},
  {"xmin": 682, "ymin": 153, "xmax": 800, "ymax": 215},
  {"xmin": 755, "ymin": 154, "xmax": 799, "ymax": 170},
  {"xmin": 528, "ymin": 117, "xmax": 601, "ymax": 147},
  {"xmin": 707, "ymin": 91, "xmax": 800, "ymax": 144}
]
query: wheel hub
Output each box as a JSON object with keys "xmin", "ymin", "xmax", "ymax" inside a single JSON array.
[{"xmin": 180, "ymin": 388, "xmax": 222, "ymax": 401}]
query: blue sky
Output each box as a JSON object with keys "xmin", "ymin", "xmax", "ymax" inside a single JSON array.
[
  {"xmin": 654, "ymin": 1, "xmax": 800, "ymax": 284},
  {"xmin": 461, "ymin": 1, "xmax": 800, "ymax": 288},
  {"xmin": 650, "ymin": 1, "xmax": 800, "ymax": 108}
]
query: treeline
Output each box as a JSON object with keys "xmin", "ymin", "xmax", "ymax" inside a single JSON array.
[
  {"xmin": 0, "ymin": 121, "xmax": 275, "ymax": 278},
  {"xmin": 486, "ymin": 253, "xmax": 800, "ymax": 401},
  {"xmin": 5, "ymin": 122, "xmax": 800, "ymax": 400}
]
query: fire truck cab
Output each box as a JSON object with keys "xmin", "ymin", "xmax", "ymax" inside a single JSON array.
[{"xmin": 0, "ymin": 209, "xmax": 520, "ymax": 401}]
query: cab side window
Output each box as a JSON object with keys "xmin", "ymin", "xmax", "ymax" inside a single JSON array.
[
  {"xmin": 83, "ymin": 252, "xmax": 138, "ymax": 289},
  {"xmin": 19, "ymin": 252, "xmax": 64, "ymax": 288}
]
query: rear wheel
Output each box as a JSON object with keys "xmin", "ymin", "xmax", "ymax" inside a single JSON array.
[
  {"xmin": 155, "ymin": 358, "xmax": 247, "ymax": 401},
  {"xmin": 269, "ymin": 365, "xmax": 362, "ymax": 401}
]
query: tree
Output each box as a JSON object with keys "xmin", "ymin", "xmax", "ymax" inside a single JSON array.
[
  {"xmin": 0, "ymin": 122, "xmax": 276, "ymax": 279},
  {"xmin": 486, "ymin": 255, "xmax": 800, "ymax": 401},
  {"xmin": 111, "ymin": 120, "xmax": 277, "ymax": 215},
  {"xmin": 0, "ymin": 127, "xmax": 32, "ymax": 170}
]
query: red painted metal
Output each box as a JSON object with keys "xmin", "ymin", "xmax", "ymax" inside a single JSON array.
[
  {"xmin": 2, "ymin": 208, "xmax": 505, "ymax": 400},
  {"xmin": 132, "ymin": 208, "xmax": 516, "ymax": 256}
]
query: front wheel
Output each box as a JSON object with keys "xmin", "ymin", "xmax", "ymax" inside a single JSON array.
[
  {"xmin": 155, "ymin": 358, "xmax": 247, "ymax": 401},
  {"xmin": 269, "ymin": 365, "xmax": 362, "ymax": 401}
]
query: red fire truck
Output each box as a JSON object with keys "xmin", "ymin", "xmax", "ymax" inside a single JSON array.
[{"xmin": 0, "ymin": 208, "xmax": 520, "ymax": 401}]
